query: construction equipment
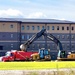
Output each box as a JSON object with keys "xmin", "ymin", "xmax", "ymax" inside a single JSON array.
[
  {"xmin": 0, "ymin": 50, "xmax": 37, "ymax": 62},
  {"xmin": 19, "ymin": 28, "xmax": 65, "ymax": 61},
  {"xmin": 20, "ymin": 29, "xmax": 51, "ymax": 60},
  {"xmin": 31, "ymin": 48, "xmax": 51, "ymax": 61},
  {"xmin": 57, "ymin": 51, "xmax": 75, "ymax": 61}
]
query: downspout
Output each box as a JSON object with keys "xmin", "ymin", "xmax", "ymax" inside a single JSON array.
[
  {"xmin": 69, "ymin": 24, "xmax": 71, "ymax": 52},
  {"xmin": 45, "ymin": 23, "xmax": 47, "ymax": 49},
  {"xmin": 19, "ymin": 22, "xmax": 21, "ymax": 48}
]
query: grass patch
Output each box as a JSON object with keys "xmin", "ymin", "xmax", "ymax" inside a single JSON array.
[{"xmin": 0, "ymin": 61, "xmax": 75, "ymax": 70}]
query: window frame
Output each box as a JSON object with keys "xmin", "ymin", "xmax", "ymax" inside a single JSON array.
[
  {"xmin": 52, "ymin": 26, "xmax": 54, "ymax": 30},
  {"xmin": 10, "ymin": 24, "xmax": 13, "ymax": 28},
  {"xmin": 27, "ymin": 26, "xmax": 30, "ymax": 30},
  {"xmin": 72, "ymin": 26, "xmax": 74, "ymax": 30},
  {"xmin": 71, "ymin": 35, "xmax": 74, "ymax": 39},
  {"xmin": 32, "ymin": 26, "xmax": 35, "ymax": 30},
  {"xmin": 57, "ymin": 26, "xmax": 59, "ymax": 30},
  {"xmin": 37, "ymin": 26, "xmax": 40, "ymax": 30},
  {"xmin": 47, "ymin": 26, "xmax": 50, "ymax": 30},
  {"xmin": 67, "ymin": 35, "xmax": 69, "ymax": 39},
  {"xmin": 42, "ymin": 26, "xmax": 45, "ymax": 29},
  {"xmin": 27, "ymin": 35, "xmax": 30, "ymax": 40},
  {"xmin": 67, "ymin": 44, "xmax": 70, "ymax": 49},
  {"xmin": 62, "ymin": 26, "xmax": 64, "ymax": 30},
  {"xmin": 21, "ymin": 25, "xmax": 24, "ymax": 30},
  {"xmin": 57, "ymin": 35, "xmax": 60, "ymax": 39},
  {"xmin": 22, "ymin": 35, "xmax": 25, "ymax": 40},
  {"xmin": 67, "ymin": 26, "xmax": 69, "ymax": 30},
  {"xmin": 71, "ymin": 44, "xmax": 74, "ymax": 48},
  {"xmin": 62, "ymin": 35, "xmax": 65, "ymax": 39},
  {"xmin": 11, "ymin": 34, "xmax": 13, "ymax": 38},
  {"xmin": 32, "ymin": 44, "xmax": 35, "ymax": 49}
]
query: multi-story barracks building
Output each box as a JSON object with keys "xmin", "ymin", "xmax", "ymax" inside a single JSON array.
[{"xmin": 0, "ymin": 18, "xmax": 75, "ymax": 59}]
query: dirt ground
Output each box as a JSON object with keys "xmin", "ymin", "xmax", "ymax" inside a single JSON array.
[{"xmin": 0, "ymin": 69, "xmax": 75, "ymax": 75}]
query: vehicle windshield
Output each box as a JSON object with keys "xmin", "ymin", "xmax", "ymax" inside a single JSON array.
[{"xmin": 5, "ymin": 52, "xmax": 11, "ymax": 56}]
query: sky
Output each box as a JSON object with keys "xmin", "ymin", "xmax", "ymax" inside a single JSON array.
[{"xmin": 0, "ymin": 0, "xmax": 75, "ymax": 21}]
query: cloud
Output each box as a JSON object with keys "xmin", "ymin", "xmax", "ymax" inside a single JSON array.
[
  {"xmin": 27, "ymin": 12, "xmax": 47, "ymax": 18},
  {"xmin": 0, "ymin": 9, "xmax": 23, "ymax": 17},
  {"xmin": 0, "ymin": 9, "xmax": 47, "ymax": 19}
]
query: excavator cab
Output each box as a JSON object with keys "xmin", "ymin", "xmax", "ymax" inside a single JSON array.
[
  {"xmin": 60, "ymin": 51, "xmax": 66, "ymax": 58},
  {"xmin": 58, "ymin": 50, "xmax": 66, "ymax": 58},
  {"xmin": 39, "ymin": 48, "xmax": 51, "ymax": 60}
]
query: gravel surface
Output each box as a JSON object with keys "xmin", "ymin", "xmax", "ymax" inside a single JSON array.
[{"xmin": 0, "ymin": 69, "xmax": 75, "ymax": 75}]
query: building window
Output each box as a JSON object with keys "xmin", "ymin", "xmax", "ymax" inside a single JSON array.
[
  {"xmin": 27, "ymin": 35, "xmax": 30, "ymax": 40},
  {"xmin": 52, "ymin": 26, "xmax": 54, "ymax": 30},
  {"xmin": 11, "ymin": 34, "xmax": 13, "ymax": 38},
  {"xmin": 48, "ymin": 44, "xmax": 50, "ymax": 49},
  {"xmin": 67, "ymin": 26, "xmax": 69, "ymax": 30},
  {"xmin": 27, "ymin": 26, "xmax": 29, "ymax": 30},
  {"xmin": 42, "ymin": 44, "xmax": 44, "ymax": 48},
  {"xmin": 47, "ymin": 26, "xmax": 50, "ymax": 30},
  {"xmin": 62, "ymin": 35, "xmax": 65, "ymax": 39},
  {"xmin": 67, "ymin": 35, "xmax": 69, "ymax": 39},
  {"xmin": 57, "ymin": 35, "xmax": 60, "ymax": 39},
  {"xmin": 22, "ymin": 35, "xmax": 24, "ymax": 40},
  {"xmin": 32, "ymin": 26, "xmax": 35, "ymax": 30},
  {"xmin": 67, "ymin": 44, "xmax": 70, "ymax": 49},
  {"xmin": 42, "ymin": 26, "xmax": 45, "ymax": 29},
  {"xmin": 32, "ymin": 44, "xmax": 35, "ymax": 49},
  {"xmin": 71, "ymin": 35, "xmax": 74, "ymax": 39},
  {"xmin": 72, "ymin": 44, "xmax": 74, "ymax": 48},
  {"xmin": 72, "ymin": 26, "xmax": 74, "ymax": 30},
  {"xmin": 11, "ymin": 44, "xmax": 13, "ymax": 49},
  {"xmin": 10, "ymin": 25, "xmax": 13, "ymax": 28},
  {"xmin": 52, "ymin": 44, "xmax": 55, "ymax": 49},
  {"xmin": 42, "ymin": 36, "xmax": 44, "ymax": 39},
  {"xmin": 62, "ymin": 44, "xmax": 65, "ymax": 49},
  {"xmin": 21, "ymin": 26, "xmax": 24, "ymax": 30},
  {"xmin": 37, "ymin": 26, "xmax": 40, "ymax": 30},
  {"xmin": 2, "ymin": 35, "xmax": 5, "ymax": 37},
  {"xmin": 57, "ymin": 26, "xmax": 59, "ymax": 30},
  {"xmin": 38, "ymin": 44, "xmax": 40, "ymax": 48},
  {"xmin": 62, "ymin": 26, "xmax": 64, "ymax": 30}
]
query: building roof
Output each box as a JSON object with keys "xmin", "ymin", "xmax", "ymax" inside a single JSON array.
[{"xmin": 0, "ymin": 18, "xmax": 75, "ymax": 24}]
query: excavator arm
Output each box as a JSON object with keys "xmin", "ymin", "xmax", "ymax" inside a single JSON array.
[
  {"xmin": 20, "ymin": 29, "xmax": 46, "ymax": 51},
  {"xmin": 20, "ymin": 28, "xmax": 63, "ymax": 58},
  {"xmin": 43, "ymin": 33, "xmax": 63, "ymax": 51},
  {"xmin": 43, "ymin": 33, "xmax": 63, "ymax": 58}
]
